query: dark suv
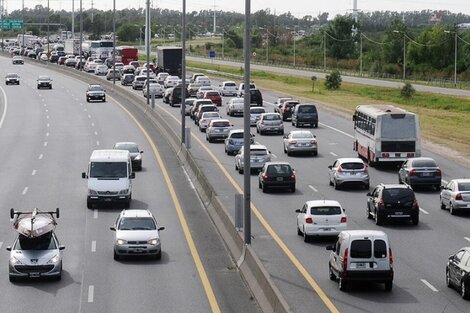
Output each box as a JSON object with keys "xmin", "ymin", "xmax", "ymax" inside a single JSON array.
[
  {"xmin": 258, "ymin": 162, "xmax": 296, "ymax": 193},
  {"xmin": 249, "ymin": 89, "xmax": 263, "ymax": 106},
  {"xmin": 292, "ymin": 103, "xmax": 319, "ymax": 128},
  {"xmin": 366, "ymin": 184, "xmax": 419, "ymax": 225}
]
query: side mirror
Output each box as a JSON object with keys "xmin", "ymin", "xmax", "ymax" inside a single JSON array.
[
  {"xmin": 158, "ymin": 226, "xmax": 165, "ymax": 231},
  {"xmin": 295, "ymin": 209, "xmax": 301, "ymax": 213},
  {"xmin": 140, "ymin": 151, "xmax": 144, "ymax": 154},
  {"xmin": 110, "ymin": 226, "xmax": 116, "ymax": 231},
  {"xmin": 440, "ymin": 185, "xmax": 445, "ymax": 190},
  {"xmin": 283, "ymin": 135, "xmax": 288, "ymax": 139},
  {"xmin": 82, "ymin": 172, "xmax": 87, "ymax": 179},
  {"xmin": 251, "ymin": 134, "xmax": 255, "ymax": 137},
  {"xmin": 130, "ymin": 172, "xmax": 136, "ymax": 179},
  {"xmin": 327, "ymin": 165, "xmax": 332, "ymax": 170},
  {"xmin": 6, "ymin": 246, "xmax": 11, "ymax": 251},
  {"xmin": 59, "ymin": 245, "xmax": 65, "ymax": 250},
  {"xmin": 326, "ymin": 245, "xmax": 336, "ymax": 252},
  {"xmin": 366, "ymin": 192, "xmax": 372, "ymax": 197}
]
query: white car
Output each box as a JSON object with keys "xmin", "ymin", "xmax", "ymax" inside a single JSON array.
[
  {"xmin": 143, "ymin": 83, "xmax": 164, "ymax": 98},
  {"xmin": 94, "ymin": 64, "xmax": 109, "ymax": 75},
  {"xmin": 440, "ymin": 179, "xmax": 470, "ymax": 215},
  {"xmin": 235, "ymin": 144, "xmax": 271, "ymax": 174},
  {"xmin": 226, "ymin": 98, "xmax": 245, "ymax": 116},
  {"xmin": 85, "ymin": 59, "xmax": 103, "ymax": 72},
  {"xmin": 219, "ymin": 81, "xmax": 238, "ymax": 96},
  {"xmin": 250, "ymin": 107, "xmax": 266, "ymax": 126},
  {"xmin": 238, "ymin": 82, "xmax": 257, "ymax": 97},
  {"xmin": 156, "ymin": 72, "xmax": 169, "ymax": 84},
  {"xmin": 296, "ymin": 200, "xmax": 347, "ymax": 242},
  {"xmin": 195, "ymin": 75, "xmax": 211, "ymax": 86},
  {"xmin": 206, "ymin": 119, "xmax": 232, "ymax": 142},
  {"xmin": 110, "ymin": 209, "xmax": 165, "ymax": 260},
  {"xmin": 139, "ymin": 68, "xmax": 156, "ymax": 78},
  {"xmin": 39, "ymin": 52, "xmax": 48, "ymax": 61},
  {"xmin": 114, "ymin": 62, "xmax": 124, "ymax": 72},
  {"xmin": 198, "ymin": 111, "xmax": 222, "ymax": 132},
  {"xmin": 164, "ymin": 75, "xmax": 180, "ymax": 88}
]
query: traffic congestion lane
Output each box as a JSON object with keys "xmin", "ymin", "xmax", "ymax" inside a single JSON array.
[
  {"xmin": 0, "ymin": 57, "xmax": 260, "ymax": 313},
  {"xmin": 126, "ymin": 73, "xmax": 470, "ymax": 313}
]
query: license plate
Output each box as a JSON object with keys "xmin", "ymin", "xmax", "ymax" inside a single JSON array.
[
  {"xmin": 29, "ymin": 272, "xmax": 40, "ymax": 278},
  {"xmin": 422, "ymin": 172, "xmax": 431, "ymax": 177},
  {"xmin": 395, "ymin": 211, "xmax": 403, "ymax": 215},
  {"xmin": 276, "ymin": 177, "xmax": 283, "ymax": 181},
  {"xmin": 104, "ymin": 198, "xmax": 112, "ymax": 202},
  {"xmin": 355, "ymin": 262, "xmax": 367, "ymax": 269},
  {"xmin": 322, "ymin": 228, "xmax": 331, "ymax": 231}
]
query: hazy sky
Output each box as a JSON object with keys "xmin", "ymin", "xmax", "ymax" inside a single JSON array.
[{"xmin": 7, "ymin": 0, "xmax": 470, "ymax": 18}]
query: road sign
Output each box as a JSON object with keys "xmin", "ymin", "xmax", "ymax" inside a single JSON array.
[
  {"xmin": 0, "ymin": 19, "xmax": 24, "ymax": 30},
  {"xmin": 209, "ymin": 50, "xmax": 216, "ymax": 58}
]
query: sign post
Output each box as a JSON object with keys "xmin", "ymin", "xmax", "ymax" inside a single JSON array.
[
  {"xmin": 209, "ymin": 50, "xmax": 215, "ymax": 64},
  {"xmin": 0, "ymin": 19, "xmax": 24, "ymax": 30}
]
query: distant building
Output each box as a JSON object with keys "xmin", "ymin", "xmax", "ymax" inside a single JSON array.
[
  {"xmin": 457, "ymin": 23, "xmax": 470, "ymax": 29},
  {"xmin": 428, "ymin": 11, "xmax": 443, "ymax": 24}
]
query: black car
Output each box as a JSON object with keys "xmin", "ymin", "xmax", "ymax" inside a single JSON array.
[
  {"xmin": 86, "ymin": 84, "xmax": 106, "ymax": 102},
  {"xmin": 5, "ymin": 73, "xmax": 20, "ymax": 85},
  {"xmin": 169, "ymin": 85, "xmax": 189, "ymax": 107},
  {"xmin": 292, "ymin": 103, "xmax": 319, "ymax": 128},
  {"xmin": 366, "ymin": 184, "xmax": 419, "ymax": 225},
  {"xmin": 49, "ymin": 54, "xmax": 60, "ymax": 63},
  {"xmin": 121, "ymin": 74, "xmax": 135, "ymax": 86},
  {"xmin": 113, "ymin": 142, "xmax": 143, "ymax": 171},
  {"xmin": 249, "ymin": 89, "xmax": 263, "ymax": 106},
  {"xmin": 398, "ymin": 157, "xmax": 442, "ymax": 190},
  {"xmin": 258, "ymin": 162, "xmax": 296, "ymax": 193},
  {"xmin": 446, "ymin": 247, "xmax": 470, "ymax": 300},
  {"xmin": 37, "ymin": 75, "xmax": 53, "ymax": 89}
]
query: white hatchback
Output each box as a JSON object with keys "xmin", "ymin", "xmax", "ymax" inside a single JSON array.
[{"xmin": 296, "ymin": 200, "xmax": 347, "ymax": 242}]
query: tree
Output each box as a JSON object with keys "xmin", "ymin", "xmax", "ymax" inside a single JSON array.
[
  {"xmin": 383, "ymin": 19, "xmax": 408, "ymax": 64},
  {"xmin": 117, "ymin": 23, "xmax": 141, "ymax": 42},
  {"xmin": 325, "ymin": 70, "xmax": 342, "ymax": 90},
  {"xmin": 400, "ymin": 82, "xmax": 415, "ymax": 99},
  {"xmin": 325, "ymin": 15, "xmax": 357, "ymax": 59}
]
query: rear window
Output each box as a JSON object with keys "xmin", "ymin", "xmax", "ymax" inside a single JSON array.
[
  {"xmin": 292, "ymin": 132, "xmax": 313, "ymax": 139},
  {"xmin": 224, "ymin": 82, "xmax": 236, "ymax": 87},
  {"xmin": 266, "ymin": 164, "xmax": 292, "ymax": 174},
  {"xmin": 263, "ymin": 114, "xmax": 281, "ymax": 121},
  {"xmin": 251, "ymin": 149, "xmax": 268, "ymax": 155},
  {"xmin": 341, "ymin": 162, "xmax": 364, "ymax": 170},
  {"xmin": 212, "ymin": 121, "xmax": 230, "ymax": 127},
  {"xmin": 309, "ymin": 206, "xmax": 341, "ymax": 215},
  {"xmin": 374, "ymin": 240, "xmax": 387, "ymax": 258},
  {"xmin": 298, "ymin": 105, "xmax": 317, "ymax": 113},
  {"xmin": 251, "ymin": 108, "xmax": 265, "ymax": 114},
  {"xmin": 458, "ymin": 182, "xmax": 470, "ymax": 191},
  {"xmin": 382, "ymin": 188, "xmax": 415, "ymax": 202},
  {"xmin": 231, "ymin": 132, "xmax": 244, "ymax": 139},
  {"xmin": 411, "ymin": 159, "xmax": 437, "ymax": 167},
  {"xmin": 350, "ymin": 240, "xmax": 372, "ymax": 258}
]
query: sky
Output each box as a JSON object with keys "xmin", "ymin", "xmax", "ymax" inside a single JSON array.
[{"xmin": 6, "ymin": 0, "xmax": 470, "ymax": 18}]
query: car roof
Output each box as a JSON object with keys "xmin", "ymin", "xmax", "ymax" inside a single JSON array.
[
  {"xmin": 340, "ymin": 230, "xmax": 388, "ymax": 239},
  {"xmin": 114, "ymin": 141, "xmax": 138, "ymax": 147},
  {"xmin": 305, "ymin": 200, "xmax": 342, "ymax": 208},
  {"xmin": 289, "ymin": 130, "xmax": 313, "ymax": 135},
  {"xmin": 450, "ymin": 178, "xmax": 470, "ymax": 183},
  {"xmin": 90, "ymin": 149, "xmax": 129, "ymax": 162},
  {"xmin": 120, "ymin": 209, "xmax": 154, "ymax": 218},
  {"xmin": 407, "ymin": 157, "xmax": 436, "ymax": 162},
  {"xmin": 209, "ymin": 119, "xmax": 230, "ymax": 124},
  {"xmin": 379, "ymin": 183, "xmax": 412, "ymax": 189},
  {"xmin": 88, "ymin": 84, "xmax": 103, "ymax": 88},
  {"xmin": 229, "ymin": 129, "xmax": 244, "ymax": 134},
  {"xmin": 336, "ymin": 158, "xmax": 365, "ymax": 164},
  {"xmin": 223, "ymin": 81, "xmax": 236, "ymax": 84},
  {"xmin": 264, "ymin": 161, "xmax": 291, "ymax": 166}
]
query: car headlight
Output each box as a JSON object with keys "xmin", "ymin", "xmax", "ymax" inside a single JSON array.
[
  {"xmin": 134, "ymin": 154, "xmax": 142, "ymax": 160},
  {"xmin": 119, "ymin": 189, "xmax": 129, "ymax": 195},
  {"xmin": 47, "ymin": 254, "xmax": 60, "ymax": 264},
  {"xmin": 148, "ymin": 238, "xmax": 160, "ymax": 245},
  {"xmin": 10, "ymin": 256, "xmax": 23, "ymax": 265},
  {"xmin": 88, "ymin": 189, "xmax": 98, "ymax": 195},
  {"xmin": 116, "ymin": 239, "xmax": 126, "ymax": 245}
]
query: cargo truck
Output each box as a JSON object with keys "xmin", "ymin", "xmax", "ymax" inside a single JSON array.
[{"xmin": 156, "ymin": 46, "xmax": 182, "ymax": 76}]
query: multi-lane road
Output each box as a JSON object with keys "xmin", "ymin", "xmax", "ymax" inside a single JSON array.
[
  {"xmin": 2, "ymin": 55, "xmax": 470, "ymax": 313},
  {"xmin": 0, "ymin": 56, "xmax": 260, "ymax": 313}
]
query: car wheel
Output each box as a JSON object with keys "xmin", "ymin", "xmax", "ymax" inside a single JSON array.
[
  {"xmin": 287, "ymin": 150, "xmax": 291, "ymax": 156},
  {"xmin": 462, "ymin": 280, "xmax": 470, "ymax": 299},
  {"xmin": 9, "ymin": 275, "xmax": 17, "ymax": 282},
  {"xmin": 155, "ymin": 250, "xmax": 162, "ymax": 260},
  {"xmin": 384, "ymin": 281, "xmax": 393, "ymax": 292},
  {"xmin": 280, "ymin": 130, "xmax": 284, "ymax": 135},
  {"xmin": 364, "ymin": 183, "xmax": 370, "ymax": 190},
  {"xmin": 440, "ymin": 199, "xmax": 446, "ymax": 210},
  {"xmin": 366, "ymin": 206, "xmax": 373, "ymax": 219},
  {"xmin": 450, "ymin": 204, "xmax": 456, "ymax": 215},
  {"xmin": 291, "ymin": 185, "xmax": 296, "ymax": 193},
  {"xmin": 411, "ymin": 214, "xmax": 419, "ymax": 225},
  {"xmin": 446, "ymin": 269, "xmax": 452, "ymax": 288},
  {"xmin": 262, "ymin": 184, "xmax": 268, "ymax": 193},
  {"xmin": 329, "ymin": 264, "xmax": 336, "ymax": 281},
  {"xmin": 339, "ymin": 278, "xmax": 348, "ymax": 291},
  {"xmin": 329, "ymin": 178, "xmax": 334, "ymax": 186},
  {"xmin": 303, "ymin": 228, "xmax": 310, "ymax": 242},
  {"xmin": 124, "ymin": 200, "xmax": 130, "ymax": 209},
  {"xmin": 113, "ymin": 250, "xmax": 121, "ymax": 261},
  {"xmin": 313, "ymin": 151, "xmax": 318, "ymax": 156},
  {"xmin": 258, "ymin": 181, "xmax": 262, "ymax": 189},
  {"xmin": 103, "ymin": 97, "xmax": 106, "ymax": 102},
  {"xmin": 256, "ymin": 128, "xmax": 259, "ymax": 134},
  {"xmin": 297, "ymin": 224, "xmax": 302, "ymax": 236},
  {"xmin": 375, "ymin": 210, "xmax": 383, "ymax": 225},
  {"xmin": 333, "ymin": 179, "xmax": 340, "ymax": 190},
  {"xmin": 238, "ymin": 167, "xmax": 243, "ymax": 174},
  {"xmin": 398, "ymin": 175, "xmax": 403, "ymax": 184}
]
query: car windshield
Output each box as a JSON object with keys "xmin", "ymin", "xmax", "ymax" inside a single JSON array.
[
  {"xmin": 383, "ymin": 188, "xmax": 415, "ymax": 202},
  {"xmin": 341, "ymin": 162, "xmax": 364, "ymax": 170},
  {"xmin": 310, "ymin": 206, "xmax": 342, "ymax": 215},
  {"xmin": 230, "ymin": 132, "xmax": 244, "ymax": 139},
  {"xmin": 412, "ymin": 159, "xmax": 437, "ymax": 167},
  {"xmin": 267, "ymin": 164, "xmax": 292, "ymax": 174},
  {"xmin": 457, "ymin": 182, "xmax": 470, "ymax": 191},
  {"xmin": 299, "ymin": 105, "xmax": 317, "ymax": 113},
  {"xmin": 115, "ymin": 144, "xmax": 139, "ymax": 153},
  {"xmin": 263, "ymin": 114, "xmax": 280, "ymax": 121},
  {"xmin": 6, "ymin": 74, "xmax": 18, "ymax": 78},
  {"xmin": 292, "ymin": 132, "xmax": 313, "ymax": 139},
  {"xmin": 90, "ymin": 162, "xmax": 127, "ymax": 178},
  {"xmin": 15, "ymin": 233, "xmax": 56, "ymax": 250},
  {"xmin": 118, "ymin": 217, "xmax": 156, "ymax": 230},
  {"xmin": 251, "ymin": 109, "xmax": 265, "ymax": 114},
  {"xmin": 224, "ymin": 82, "xmax": 236, "ymax": 86},
  {"xmin": 89, "ymin": 86, "xmax": 104, "ymax": 91}
]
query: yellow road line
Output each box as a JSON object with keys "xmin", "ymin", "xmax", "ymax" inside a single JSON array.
[
  {"xmin": 110, "ymin": 95, "xmax": 221, "ymax": 313},
  {"xmin": 161, "ymin": 106, "xmax": 340, "ymax": 313}
]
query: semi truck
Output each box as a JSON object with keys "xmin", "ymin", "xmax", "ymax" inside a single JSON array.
[
  {"xmin": 64, "ymin": 39, "xmax": 81, "ymax": 55},
  {"xmin": 156, "ymin": 46, "xmax": 182, "ymax": 76}
]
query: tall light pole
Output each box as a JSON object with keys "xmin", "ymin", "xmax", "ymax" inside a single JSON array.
[
  {"xmin": 145, "ymin": 0, "xmax": 150, "ymax": 105},
  {"xmin": 293, "ymin": 26, "xmax": 297, "ymax": 67},
  {"xmin": 393, "ymin": 30, "xmax": 406, "ymax": 81},
  {"xmin": 445, "ymin": 30, "xmax": 457, "ymax": 86},
  {"xmin": 243, "ymin": 0, "xmax": 251, "ymax": 245},
  {"xmin": 221, "ymin": 30, "xmax": 224, "ymax": 59},
  {"xmin": 360, "ymin": 32, "xmax": 363, "ymax": 76},
  {"xmin": 112, "ymin": 0, "xmax": 116, "ymax": 84},
  {"xmin": 181, "ymin": 0, "xmax": 186, "ymax": 145},
  {"xmin": 47, "ymin": 0, "xmax": 50, "ymax": 55},
  {"xmin": 323, "ymin": 31, "xmax": 326, "ymax": 70},
  {"xmin": 265, "ymin": 27, "xmax": 268, "ymax": 64},
  {"xmin": 72, "ymin": 0, "xmax": 74, "ymax": 38},
  {"xmin": 79, "ymin": 0, "xmax": 82, "ymax": 70}
]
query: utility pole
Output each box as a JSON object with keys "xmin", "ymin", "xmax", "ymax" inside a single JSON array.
[
  {"xmin": 360, "ymin": 33, "xmax": 363, "ymax": 76},
  {"xmin": 181, "ymin": 0, "xmax": 187, "ymax": 145},
  {"xmin": 213, "ymin": 1, "xmax": 216, "ymax": 34},
  {"xmin": 1, "ymin": 0, "xmax": 4, "ymax": 51},
  {"xmin": 323, "ymin": 31, "xmax": 326, "ymax": 70},
  {"xmin": 72, "ymin": 0, "xmax": 75, "ymax": 38},
  {"xmin": 243, "ymin": 0, "xmax": 251, "ymax": 245},
  {"xmin": 47, "ymin": 0, "xmax": 50, "ymax": 55},
  {"xmin": 79, "ymin": 0, "xmax": 83, "ymax": 70},
  {"xmin": 112, "ymin": 0, "xmax": 116, "ymax": 84},
  {"xmin": 145, "ymin": 0, "xmax": 150, "ymax": 105}
]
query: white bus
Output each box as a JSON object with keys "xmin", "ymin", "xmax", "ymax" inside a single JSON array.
[
  {"xmin": 353, "ymin": 104, "xmax": 421, "ymax": 165},
  {"xmin": 81, "ymin": 40, "xmax": 114, "ymax": 60}
]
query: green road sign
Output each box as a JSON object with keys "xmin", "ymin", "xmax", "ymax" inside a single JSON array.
[{"xmin": 0, "ymin": 19, "xmax": 24, "ymax": 30}]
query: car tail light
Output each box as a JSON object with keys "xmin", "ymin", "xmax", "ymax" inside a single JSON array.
[
  {"xmin": 435, "ymin": 168, "xmax": 442, "ymax": 176},
  {"xmin": 364, "ymin": 165, "xmax": 369, "ymax": 173},
  {"xmin": 456, "ymin": 193, "xmax": 463, "ymax": 200},
  {"xmin": 412, "ymin": 198, "xmax": 419, "ymax": 209},
  {"xmin": 263, "ymin": 175, "xmax": 269, "ymax": 181},
  {"xmin": 382, "ymin": 152, "xmax": 390, "ymax": 158},
  {"xmin": 389, "ymin": 248, "xmax": 393, "ymax": 268},
  {"xmin": 290, "ymin": 174, "xmax": 296, "ymax": 181},
  {"xmin": 343, "ymin": 248, "xmax": 348, "ymax": 270},
  {"xmin": 305, "ymin": 217, "xmax": 313, "ymax": 224},
  {"xmin": 288, "ymin": 140, "xmax": 297, "ymax": 145},
  {"xmin": 337, "ymin": 166, "xmax": 343, "ymax": 173},
  {"xmin": 407, "ymin": 153, "xmax": 415, "ymax": 157},
  {"xmin": 340, "ymin": 217, "xmax": 347, "ymax": 223},
  {"xmin": 201, "ymin": 119, "xmax": 206, "ymax": 123},
  {"xmin": 310, "ymin": 140, "xmax": 317, "ymax": 144},
  {"xmin": 409, "ymin": 169, "xmax": 416, "ymax": 176},
  {"xmin": 378, "ymin": 198, "xmax": 385, "ymax": 209}
]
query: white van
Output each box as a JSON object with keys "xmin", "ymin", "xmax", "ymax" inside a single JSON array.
[
  {"xmin": 326, "ymin": 230, "xmax": 393, "ymax": 292},
  {"xmin": 82, "ymin": 150, "xmax": 135, "ymax": 209}
]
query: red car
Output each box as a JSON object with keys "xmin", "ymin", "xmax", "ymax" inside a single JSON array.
[
  {"xmin": 58, "ymin": 56, "xmax": 67, "ymax": 65},
  {"xmin": 203, "ymin": 91, "xmax": 222, "ymax": 106}
]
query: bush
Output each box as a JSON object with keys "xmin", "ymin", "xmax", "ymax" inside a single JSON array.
[
  {"xmin": 325, "ymin": 70, "xmax": 342, "ymax": 90},
  {"xmin": 400, "ymin": 82, "xmax": 415, "ymax": 99}
]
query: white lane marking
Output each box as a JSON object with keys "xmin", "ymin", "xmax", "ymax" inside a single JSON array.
[
  {"xmin": 46, "ymin": 115, "xmax": 49, "ymax": 119},
  {"xmin": 80, "ymin": 103, "xmax": 84, "ymax": 106},
  {"xmin": 0, "ymin": 85, "xmax": 8, "ymax": 130},
  {"xmin": 419, "ymin": 207, "xmax": 429, "ymax": 215},
  {"xmin": 91, "ymin": 241, "xmax": 96, "ymax": 252},
  {"xmin": 464, "ymin": 237, "xmax": 470, "ymax": 243},
  {"xmin": 22, "ymin": 187, "xmax": 28, "ymax": 195},
  {"xmin": 264, "ymin": 100, "xmax": 276, "ymax": 107},
  {"xmin": 87, "ymin": 285, "xmax": 94, "ymax": 302},
  {"xmin": 319, "ymin": 122, "xmax": 355, "ymax": 139},
  {"xmin": 46, "ymin": 132, "xmax": 50, "ymax": 137},
  {"xmin": 44, "ymin": 141, "xmax": 48, "ymax": 147},
  {"xmin": 329, "ymin": 152, "xmax": 338, "ymax": 157},
  {"xmin": 45, "ymin": 109, "xmax": 48, "ymax": 112},
  {"xmin": 91, "ymin": 122, "xmax": 95, "ymax": 127},
  {"xmin": 421, "ymin": 279, "xmax": 438, "ymax": 292},
  {"xmin": 96, "ymin": 141, "xmax": 100, "ymax": 146},
  {"xmin": 93, "ymin": 209, "xmax": 98, "ymax": 219},
  {"xmin": 271, "ymin": 153, "xmax": 277, "ymax": 158},
  {"xmin": 85, "ymin": 108, "xmax": 88, "ymax": 112},
  {"xmin": 42, "ymin": 99, "xmax": 45, "ymax": 102},
  {"xmin": 308, "ymin": 185, "xmax": 318, "ymax": 192},
  {"xmin": 38, "ymin": 94, "xmax": 42, "ymax": 97},
  {"xmin": 39, "ymin": 154, "xmax": 44, "ymax": 159},
  {"xmin": 88, "ymin": 114, "xmax": 91, "ymax": 119},
  {"xmin": 43, "ymin": 104, "xmax": 47, "ymax": 107},
  {"xmin": 94, "ymin": 131, "xmax": 98, "ymax": 136},
  {"xmin": 66, "ymin": 89, "xmax": 70, "ymax": 93},
  {"xmin": 46, "ymin": 123, "xmax": 50, "ymax": 127},
  {"xmin": 32, "ymin": 170, "xmax": 37, "ymax": 176},
  {"xmin": 328, "ymin": 142, "xmax": 338, "ymax": 145},
  {"xmin": 0, "ymin": 242, "xmax": 3, "ymax": 249},
  {"xmin": 182, "ymin": 166, "xmax": 196, "ymax": 190},
  {"xmin": 442, "ymin": 179, "xmax": 448, "ymax": 185}
]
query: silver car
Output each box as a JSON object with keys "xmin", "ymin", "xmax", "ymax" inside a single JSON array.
[
  {"xmin": 198, "ymin": 111, "xmax": 221, "ymax": 132},
  {"xmin": 256, "ymin": 113, "xmax": 284, "ymax": 135},
  {"xmin": 235, "ymin": 144, "xmax": 271, "ymax": 174},
  {"xmin": 283, "ymin": 130, "xmax": 318, "ymax": 156},
  {"xmin": 328, "ymin": 158, "xmax": 370, "ymax": 189},
  {"xmin": 224, "ymin": 129, "xmax": 255, "ymax": 155},
  {"xmin": 226, "ymin": 98, "xmax": 245, "ymax": 116},
  {"xmin": 250, "ymin": 107, "xmax": 266, "ymax": 126},
  {"xmin": 206, "ymin": 119, "xmax": 232, "ymax": 142},
  {"xmin": 110, "ymin": 209, "xmax": 165, "ymax": 260},
  {"xmin": 143, "ymin": 83, "xmax": 164, "ymax": 98},
  {"xmin": 440, "ymin": 179, "xmax": 470, "ymax": 215}
]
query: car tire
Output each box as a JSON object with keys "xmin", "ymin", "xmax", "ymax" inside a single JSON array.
[
  {"xmin": 411, "ymin": 214, "xmax": 419, "ymax": 225},
  {"xmin": 440, "ymin": 199, "xmax": 446, "ymax": 210},
  {"xmin": 155, "ymin": 250, "xmax": 162, "ymax": 260},
  {"xmin": 256, "ymin": 128, "xmax": 259, "ymax": 134},
  {"xmin": 259, "ymin": 181, "xmax": 262, "ymax": 189},
  {"xmin": 280, "ymin": 130, "xmax": 284, "ymax": 135},
  {"xmin": 339, "ymin": 278, "xmax": 348, "ymax": 291},
  {"xmin": 287, "ymin": 150, "xmax": 291, "ymax": 156},
  {"xmin": 124, "ymin": 200, "xmax": 130, "ymax": 209},
  {"xmin": 364, "ymin": 183, "xmax": 369, "ymax": 190},
  {"xmin": 462, "ymin": 280, "xmax": 470, "ymax": 300},
  {"xmin": 384, "ymin": 281, "xmax": 393, "ymax": 292},
  {"xmin": 102, "ymin": 97, "xmax": 106, "ymax": 102},
  {"xmin": 9, "ymin": 275, "xmax": 17, "ymax": 282},
  {"xmin": 238, "ymin": 167, "xmax": 243, "ymax": 174},
  {"xmin": 113, "ymin": 251, "xmax": 120, "ymax": 261},
  {"xmin": 297, "ymin": 224, "xmax": 302, "ymax": 236},
  {"xmin": 313, "ymin": 151, "xmax": 318, "ymax": 156},
  {"xmin": 87, "ymin": 201, "xmax": 93, "ymax": 209},
  {"xmin": 329, "ymin": 178, "xmax": 334, "ymax": 186},
  {"xmin": 375, "ymin": 210, "xmax": 383, "ymax": 225},
  {"xmin": 329, "ymin": 264, "xmax": 336, "ymax": 281},
  {"xmin": 450, "ymin": 204, "xmax": 456, "ymax": 215},
  {"xmin": 398, "ymin": 175, "xmax": 403, "ymax": 184},
  {"xmin": 262, "ymin": 184, "xmax": 268, "ymax": 193},
  {"xmin": 333, "ymin": 179, "xmax": 340, "ymax": 190},
  {"xmin": 303, "ymin": 228, "xmax": 310, "ymax": 242},
  {"xmin": 366, "ymin": 206, "xmax": 373, "ymax": 219},
  {"xmin": 291, "ymin": 185, "xmax": 296, "ymax": 193},
  {"xmin": 446, "ymin": 269, "xmax": 452, "ymax": 288}
]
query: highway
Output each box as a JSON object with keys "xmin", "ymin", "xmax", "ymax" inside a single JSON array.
[
  {"xmin": 77, "ymin": 64, "xmax": 470, "ymax": 313},
  {"xmin": 0, "ymin": 56, "xmax": 260, "ymax": 313}
]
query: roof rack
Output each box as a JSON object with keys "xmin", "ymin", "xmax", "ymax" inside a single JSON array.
[{"xmin": 10, "ymin": 208, "xmax": 60, "ymax": 238}]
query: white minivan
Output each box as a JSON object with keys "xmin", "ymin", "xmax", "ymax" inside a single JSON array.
[
  {"xmin": 326, "ymin": 230, "xmax": 393, "ymax": 292},
  {"xmin": 82, "ymin": 150, "xmax": 135, "ymax": 209}
]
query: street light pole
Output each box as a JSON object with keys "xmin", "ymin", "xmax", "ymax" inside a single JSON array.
[
  {"xmin": 47, "ymin": 0, "xmax": 50, "ymax": 55},
  {"xmin": 454, "ymin": 31, "xmax": 457, "ymax": 86},
  {"xmin": 181, "ymin": 0, "xmax": 186, "ymax": 145},
  {"xmin": 79, "ymin": 0, "xmax": 83, "ymax": 70},
  {"xmin": 243, "ymin": 0, "xmax": 251, "ymax": 245},
  {"xmin": 360, "ymin": 33, "xmax": 363, "ymax": 76},
  {"xmin": 222, "ymin": 31, "xmax": 224, "ymax": 60},
  {"xmin": 265, "ymin": 27, "xmax": 268, "ymax": 64},
  {"xmin": 145, "ymin": 0, "xmax": 150, "ymax": 105},
  {"xmin": 403, "ymin": 32, "xmax": 406, "ymax": 81},
  {"xmin": 293, "ymin": 26, "xmax": 296, "ymax": 67},
  {"xmin": 112, "ymin": 0, "xmax": 116, "ymax": 84},
  {"xmin": 323, "ymin": 31, "xmax": 326, "ymax": 70}
]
